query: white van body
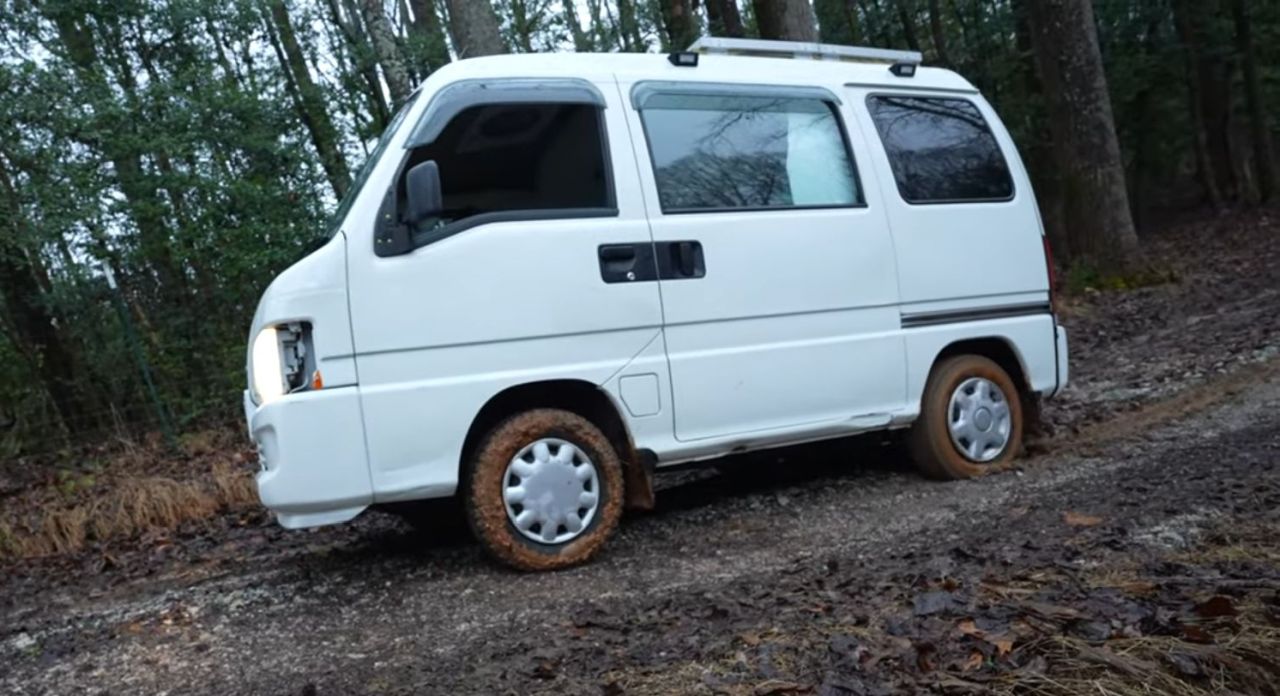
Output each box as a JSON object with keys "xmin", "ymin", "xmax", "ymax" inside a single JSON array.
[{"xmin": 245, "ymin": 42, "xmax": 1068, "ymax": 563}]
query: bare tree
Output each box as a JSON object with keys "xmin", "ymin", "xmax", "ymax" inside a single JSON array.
[{"xmin": 1028, "ymin": 0, "xmax": 1140, "ymax": 270}]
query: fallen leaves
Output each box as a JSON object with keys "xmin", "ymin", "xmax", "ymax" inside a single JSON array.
[
  {"xmin": 912, "ymin": 590, "xmax": 957, "ymax": 617},
  {"xmin": 1194, "ymin": 595, "xmax": 1237, "ymax": 618},
  {"xmin": 1063, "ymin": 511, "xmax": 1104, "ymax": 527},
  {"xmin": 956, "ymin": 618, "xmax": 1014, "ymax": 657},
  {"xmin": 752, "ymin": 678, "xmax": 808, "ymax": 695}
]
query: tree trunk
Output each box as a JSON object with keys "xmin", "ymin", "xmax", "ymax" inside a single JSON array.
[
  {"xmin": 926, "ymin": 0, "xmax": 949, "ymax": 66},
  {"xmin": 1028, "ymin": 0, "xmax": 1140, "ymax": 271},
  {"xmin": 562, "ymin": 0, "xmax": 593, "ymax": 51},
  {"xmin": 361, "ymin": 0, "xmax": 414, "ymax": 105},
  {"xmin": 754, "ymin": 0, "xmax": 819, "ymax": 41},
  {"xmin": 1174, "ymin": 0, "xmax": 1238, "ymax": 203},
  {"xmin": 895, "ymin": 0, "xmax": 920, "ymax": 51},
  {"xmin": 408, "ymin": 0, "xmax": 452, "ymax": 73},
  {"xmin": 265, "ymin": 1, "xmax": 352, "ymax": 200},
  {"xmin": 1010, "ymin": 0, "xmax": 1062, "ymax": 253},
  {"xmin": 1231, "ymin": 0, "xmax": 1276, "ymax": 201},
  {"xmin": 509, "ymin": 0, "xmax": 536, "ymax": 52},
  {"xmin": 0, "ymin": 156, "xmax": 88, "ymax": 434},
  {"xmin": 1172, "ymin": 0, "xmax": 1224, "ymax": 208},
  {"xmin": 859, "ymin": 0, "xmax": 892, "ymax": 47},
  {"xmin": 444, "ymin": 0, "xmax": 506, "ymax": 57},
  {"xmin": 615, "ymin": 0, "xmax": 645, "ymax": 50},
  {"xmin": 1126, "ymin": 17, "xmax": 1164, "ymax": 230},
  {"xmin": 327, "ymin": 0, "xmax": 392, "ymax": 130},
  {"xmin": 659, "ymin": 0, "xmax": 697, "ymax": 50},
  {"xmin": 706, "ymin": 0, "xmax": 746, "ymax": 38}
]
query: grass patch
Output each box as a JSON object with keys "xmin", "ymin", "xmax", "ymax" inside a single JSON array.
[
  {"xmin": 1063, "ymin": 263, "xmax": 1180, "ymax": 295},
  {"xmin": 0, "ymin": 429, "xmax": 259, "ymax": 561}
]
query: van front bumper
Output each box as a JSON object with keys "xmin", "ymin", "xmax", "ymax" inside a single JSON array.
[{"xmin": 244, "ymin": 387, "xmax": 372, "ymax": 529}]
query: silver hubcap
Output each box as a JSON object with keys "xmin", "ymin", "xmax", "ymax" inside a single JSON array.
[
  {"xmin": 503, "ymin": 438, "xmax": 600, "ymax": 545},
  {"xmin": 947, "ymin": 377, "xmax": 1012, "ymax": 463}
]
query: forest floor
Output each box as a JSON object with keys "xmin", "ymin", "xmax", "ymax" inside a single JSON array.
[{"xmin": 2, "ymin": 208, "xmax": 1279, "ymax": 695}]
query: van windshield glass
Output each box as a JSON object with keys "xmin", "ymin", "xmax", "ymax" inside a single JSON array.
[{"xmin": 327, "ymin": 95, "xmax": 416, "ymax": 235}]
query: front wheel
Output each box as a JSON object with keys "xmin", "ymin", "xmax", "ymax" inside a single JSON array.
[
  {"xmin": 464, "ymin": 409, "xmax": 624, "ymax": 571},
  {"xmin": 908, "ymin": 355, "xmax": 1024, "ymax": 480}
]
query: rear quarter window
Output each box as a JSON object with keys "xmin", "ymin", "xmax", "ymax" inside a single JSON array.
[{"xmin": 866, "ymin": 95, "xmax": 1014, "ymax": 204}]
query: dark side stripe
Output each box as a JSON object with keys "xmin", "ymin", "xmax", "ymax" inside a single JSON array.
[{"xmin": 900, "ymin": 301, "xmax": 1052, "ymax": 329}]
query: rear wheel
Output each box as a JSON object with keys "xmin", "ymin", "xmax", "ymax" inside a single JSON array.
[
  {"xmin": 909, "ymin": 355, "xmax": 1023, "ymax": 480},
  {"xmin": 464, "ymin": 408, "xmax": 624, "ymax": 571}
]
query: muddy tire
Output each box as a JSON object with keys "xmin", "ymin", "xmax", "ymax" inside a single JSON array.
[
  {"xmin": 908, "ymin": 355, "xmax": 1023, "ymax": 480},
  {"xmin": 464, "ymin": 409, "xmax": 624, "ymax": 571}
]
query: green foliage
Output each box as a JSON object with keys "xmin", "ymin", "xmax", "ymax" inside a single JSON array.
[{"xmin": 55, "ymin": 468, "xmax": 100, "ymax": 498}]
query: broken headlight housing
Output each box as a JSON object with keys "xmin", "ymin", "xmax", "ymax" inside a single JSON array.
[{"xmin": 250, "ymin": 322, "xmax": 315, "ymax": 405}]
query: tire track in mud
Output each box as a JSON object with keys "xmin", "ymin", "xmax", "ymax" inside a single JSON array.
[{"xmin": 4, "ymin": 357, "xmax": 1280, "ymax": 695}]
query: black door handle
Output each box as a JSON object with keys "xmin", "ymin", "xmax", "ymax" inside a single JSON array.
[
  {"xmin": 599, "ymin": 245, "xmax": 636, "ymax": 262},
  {"xmin": 657, "ymin": 240, "xmax": 705, "ymax": 280},
  {"xmin": 676, "ymin": 241, "xmax": 695, "ymax": 276},
  {"xmin": 598, "ymin": 243, "xmax": 657, "ymax": 283}
]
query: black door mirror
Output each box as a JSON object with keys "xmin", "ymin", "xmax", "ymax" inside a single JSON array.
[{"xmin": 404, "ymin": 160, "xmax": 443, "ymax": 226}]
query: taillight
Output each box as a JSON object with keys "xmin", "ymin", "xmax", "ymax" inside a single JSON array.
[{"xmin": 1042, "ymin": 236, "xmax": 1057, "ymax": 314}]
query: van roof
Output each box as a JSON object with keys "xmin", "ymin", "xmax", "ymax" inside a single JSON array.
[{"xmin": 428, "ymin": 51, "xmax": 979, "ymax": 95}]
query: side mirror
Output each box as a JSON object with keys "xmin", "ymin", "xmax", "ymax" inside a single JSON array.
[{"xmin": 404, "ymin": 160, "xmax": 443, "ymax": 226}]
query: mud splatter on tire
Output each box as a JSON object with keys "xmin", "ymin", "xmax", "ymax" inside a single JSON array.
[
  {"xmin": 909, "ymin": 354, "xmax": 1025, "ymax": 479},
  {"xmin": 464, "ymin": 408, "xmax": 624, "ymax": 571}
]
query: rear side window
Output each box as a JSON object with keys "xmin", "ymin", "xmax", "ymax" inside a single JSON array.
[
  {"xmin": 639, "ymin": 93, "xmax": 862, "ymax": 212},
  {"xmin": 402, "ymin": 102, "xmax": 613, "ymax": 225},
  {"xmin": 866, "ymin": 96, "xmax": 1013, "ymax": 203}
]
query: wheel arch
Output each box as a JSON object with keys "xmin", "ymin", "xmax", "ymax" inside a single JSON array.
[
  {"xmin": 930, "ymin": 336, "xmax": 1032, "ymax": 395},
  {"xmin": 459, "ymin": 379, "xmax": 655, "ymax": 510}
]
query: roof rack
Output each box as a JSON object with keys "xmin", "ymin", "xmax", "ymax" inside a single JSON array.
[{"xmin": 686, "ymin": 37, "xmax": 922, "ymax": 66}]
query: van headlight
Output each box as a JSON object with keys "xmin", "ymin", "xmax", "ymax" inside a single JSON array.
[
  {"xmin": 251, "ymin": 326, "xmax": 286, "ymax": 405},
  {"xmin": 250, "ymin": 323, "xmax": 316, "ymax": 406}
]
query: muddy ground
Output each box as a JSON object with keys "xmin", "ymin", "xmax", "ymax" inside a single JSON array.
[{"xmin": 2, "ymin": 210, "xmax": 1279, "ymax": 695}]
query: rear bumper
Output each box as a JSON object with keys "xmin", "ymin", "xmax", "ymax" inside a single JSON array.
[
  {"xmin": 1050, "ymin": 324, "xmax": 1069, "ymax": 398},
  {"xmin": 245, "ymin": 387, "xmax": 372, "ymax": 529}
]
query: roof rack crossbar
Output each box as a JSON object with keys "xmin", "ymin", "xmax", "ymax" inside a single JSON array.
[{"xmin": 686, "ymin": 37, "xmax": 922, "ymax": 66}]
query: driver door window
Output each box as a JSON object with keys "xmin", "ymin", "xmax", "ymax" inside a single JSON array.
[{"xmin": 397, "ymin": 102, "xmax": 615, "ymax": 232}]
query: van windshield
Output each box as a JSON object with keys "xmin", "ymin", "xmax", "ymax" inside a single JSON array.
[{"xmin": 327, "ymin": 94, "xmax": 417, "ymax": 235}]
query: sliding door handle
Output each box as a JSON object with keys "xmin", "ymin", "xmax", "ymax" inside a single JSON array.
[{"xmin": 657, "ymin": 240, "xmax": 705, "ymax": 280}]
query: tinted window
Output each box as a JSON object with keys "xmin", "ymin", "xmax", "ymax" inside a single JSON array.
[
  {"xmin": 402, "ymin": 102, "xmax": 612, "ymax": 225},
  {"xmin": 640, "ymin": 94, "xmax": 861, "ymax": 212},
  {"xmin": 867, "ymin": 96, "xmax": 1013, "ymax": 203}
]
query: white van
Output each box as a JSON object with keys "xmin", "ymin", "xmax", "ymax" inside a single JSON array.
[{"xmin": 245, "ymin": 38, "xmax": 1068, "ymax": 571}]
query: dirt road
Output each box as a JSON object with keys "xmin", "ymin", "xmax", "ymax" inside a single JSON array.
[{"xmin": 2, "ymin": 211, "xmax": 1279, "ymax": 695}]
